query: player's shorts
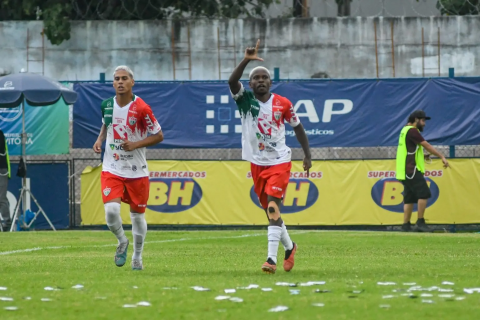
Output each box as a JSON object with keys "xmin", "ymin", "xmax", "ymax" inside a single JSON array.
[
  {"xmin": 401, "ymin": 170, "xmax": 431, "ymax": 204},
  {"xmin": 101, "ymin": 171, "xmax": 150, "ymax": 213},
  {"xmin": 251, "ymin": 162, "xmax": 292, "ymax": 209}
]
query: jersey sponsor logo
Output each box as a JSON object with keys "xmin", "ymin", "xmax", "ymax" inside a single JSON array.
[
  {"xmin": 144, "ymin": 114, "xmax": 155, "ymax": 130},
  {"xmin": 272, "ymin": 186, "xmax": 283, "ymax": 191},
  {"xmin": 150, "ymin": 171, "xmax": 207, "ymax": 179},
  {"xmin": 250, "ymin": 178, "xmax": 319, "ymax": 213},
  {"xmin": 113, "ymin": 153, "xmax": 120, "ymax": 161},
  {"xmin": 147, "ymin": 178, "xmax": 203, "ymax": 213},
  {"xmin": 132, "ymin": 165, "xmax": 137, "ymax": 172},
  {"xmin": 370, "ymin": 177, "xmax": 440, "ymax": 213},
  {"xmin": 110, "ymin": 144, "xmax": 124, "ymax": 151},
  {"xmin": 103, "ymin": 187, "xmax": 111, "ymax": 196},
  {"xmin": 129, "ymin": 116, "xmax": 137, "ymax": 126}
]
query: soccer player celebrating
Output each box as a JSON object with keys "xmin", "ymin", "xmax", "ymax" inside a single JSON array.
[
  {"xmin": 228, "ymin": 40, "xmax": 312, "ymax": 274},
  {"xmin": 93, "ymin": 66, "xmax": 163, "ymax": 270}
]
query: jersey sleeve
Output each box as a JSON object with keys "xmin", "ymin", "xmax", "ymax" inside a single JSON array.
[
  {"xmin": 408, "ymin": 128, "xmax": 425, "ymax": 145},
  {"xmin": 142, "ymin": 104, "xmax": 162, "ymax": 135},
  {"xmin": 283, "ymin": 99, "xmax": 300, "ymax": 127},
  {"xmin": 230, "ymin": 83, "xmax": 256, "ymax": 116}
]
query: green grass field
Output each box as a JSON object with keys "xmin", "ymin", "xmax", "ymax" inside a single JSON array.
[{"xmin": 0, "ymin": 230, "xmax": 479, "ymax": 319}]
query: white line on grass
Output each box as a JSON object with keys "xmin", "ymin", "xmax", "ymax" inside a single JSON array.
[{"xmin": 0, "ymin": 231, "xmax": 313, "ymax": 256}]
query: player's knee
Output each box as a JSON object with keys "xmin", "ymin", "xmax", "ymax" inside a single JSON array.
[
  {"xmin": 104, "ymin": 202, "xmax": 121, "ymax": 223},
  {"xmin": 269, "ymin": 217, "xmax": 283, "ymax": 227},
  {"xmin": 267, "ymin": 201, "xmax": 279, "ymax": 215}
]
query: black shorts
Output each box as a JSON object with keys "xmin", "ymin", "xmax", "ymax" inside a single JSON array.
[{"xmin": 401, "ymin": 171, "xmax": 431, "ymax": 204}]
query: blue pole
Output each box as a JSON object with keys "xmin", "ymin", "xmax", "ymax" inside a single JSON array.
[
  {"xmin": 448, "ymin": 67, "xmax": 455, "ymax": 158},
  {"xmin": 273, "ymin": 68, "xmax": 280, "ymax": 81}
]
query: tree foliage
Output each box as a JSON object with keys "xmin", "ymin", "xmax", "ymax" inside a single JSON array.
[
  {"xmin": 434, "ymin": 0, "xmax": 480, "ymax": 15},
  {"xmin": 0, "ymin": 0, "xmax": 279, "ymax": 45}
]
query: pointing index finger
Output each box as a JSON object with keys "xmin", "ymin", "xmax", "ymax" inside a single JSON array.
[{"xmin": 255, "ymin": 39, "xmax": 260, "ymax": 51}]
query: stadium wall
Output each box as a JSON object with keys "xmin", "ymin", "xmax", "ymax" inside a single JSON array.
[{"xmin": 0, "ymin": 16, "xmax": 478, "ymax": 80}]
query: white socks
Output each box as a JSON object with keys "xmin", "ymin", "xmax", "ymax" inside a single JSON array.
[
  {"xmin": 267, "ymin": 226, "xmax": 282, "ymax": 264},
  {"xmin": 104, "ymin": 202, "xmax": 127, "ymax": 244},
  {"xmin": 130, "ymin": 212, "xmax": 147, "ymax": 261},
  {"xmin": 280, "ymin": 222, "xmax": 294, "ymax": 251}
]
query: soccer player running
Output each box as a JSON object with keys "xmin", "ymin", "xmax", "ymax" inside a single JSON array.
[
  {"xmin": 396, "ymin": 110, "xmax": 449, "ymax": 232},
  {"xmin": 93, "ymin": 66, "xmax": 163, "ymax": 270},
  {"xmin": 228, "ymin": 40, "xmax": 312, "ymax": 274}
]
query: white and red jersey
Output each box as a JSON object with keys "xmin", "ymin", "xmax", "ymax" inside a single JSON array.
[
  {"xmin": 232, "ymin": 83, "xmax": 300, "ymax": 166},
  {"xmin": 101, "ymin": 95, "xmax": 161, "ymax": 178}
]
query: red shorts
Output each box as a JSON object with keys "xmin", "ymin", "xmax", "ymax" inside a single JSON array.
[
  {"xmin": 251, "ymin": 162, "xmax": 291, "ymax": 209},
  {"xmin": 101, "ymin": 171, "xmax": 150, "ymax": 213}
]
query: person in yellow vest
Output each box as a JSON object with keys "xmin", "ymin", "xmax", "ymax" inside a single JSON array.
[{"xmin": 396, "ymin": 110, "xmax": 449, "ymax": 232}]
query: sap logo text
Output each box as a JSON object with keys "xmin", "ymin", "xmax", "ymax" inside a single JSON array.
[
  {"xmin": 250, "ymin": 179, "xmax": 318, "ymax": 213},
  {"xmin": 371, "ymin": 177, "xmax": 440, "ymax": 213},
  {"xmin": 147, "ymin": 178, "xmax": 202, "ymax": 213},
  {"xmin": 293, "ymin": 99, "xmax": 353, "ymax": 123}
]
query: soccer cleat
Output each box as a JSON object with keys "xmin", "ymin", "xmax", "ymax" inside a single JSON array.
[
  {"xmin": 115, "ymin": 239, "xmax": 129, "ymax": 267},
  {"xmin": 283, "ymin": 242, "xmax": 297, "ymax": 272},
  {"xmin": 416, "ymin": 218, "xmax": 432, "ymax": 233},
  {"xmin": 401, "ymin": 222, "xmax": 412, "ymax": 232},
  {"xmin": 131, "ymin": 259, "xmax": 143, "ymax": 271},
  {"xmin": 262, "ymin": 258, "xmax": 277, "ymax": 274}
]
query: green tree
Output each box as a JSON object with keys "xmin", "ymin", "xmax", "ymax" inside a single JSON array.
[
  {"xmin": 435, "ymin": 0, "xmax": 480, "ymax": 15},
  {"xmin": 0, "ymin": 0, "xmax": 279, "ymax": 45}
]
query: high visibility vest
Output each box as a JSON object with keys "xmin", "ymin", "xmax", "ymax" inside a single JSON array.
[{"xmin": 396, "ymin": 126, "xmax": 424, "ymax": 180}]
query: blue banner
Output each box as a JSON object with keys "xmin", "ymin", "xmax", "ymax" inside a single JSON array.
[
  {"xmin": 73, "ymin": 78, "xmax": 480, "ymax": 149},
  {"xmin": 0, "ymin": 100, "xmax": 70, "ymax": 155},
  {"xmin": 6, "ymin": 163, "xmax": 69, "ymax": 230}
]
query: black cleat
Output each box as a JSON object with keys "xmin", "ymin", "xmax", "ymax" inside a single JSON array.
[
  {"xmin": 401, "ymin": 222, "xmax": 412, "ymax": 232},
  {"xmin": 415, "ymin": 218, "xmax": 432, "ymax": 233}
]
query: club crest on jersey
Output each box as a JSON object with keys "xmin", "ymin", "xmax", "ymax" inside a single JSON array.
[
  {"xmin": 275, "ymin": 99, "xmax": 281, "ymax": 106},
  {"xmin": 103, "ymin": 187, "xmax": 111, "ymax": 196},
  {"xmin": 258, "ymin": 142, "xmax": 265, "ymax": 151},
  {"xmin": 129, "ymin": 116, "xmax": 137, "ymax": 126},
  {"xmin": 274, "ymin": 111, "xmax": 282, "ymax": 121}
]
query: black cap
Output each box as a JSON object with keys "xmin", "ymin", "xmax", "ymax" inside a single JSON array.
[{"xmin": 409, "ymin": 110, "xmax": 431, "ymax": 120}]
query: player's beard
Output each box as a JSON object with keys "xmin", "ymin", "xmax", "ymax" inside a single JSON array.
[{"xmin": 416, "ymin": 123, "xmax": 424, "ymax": 132}]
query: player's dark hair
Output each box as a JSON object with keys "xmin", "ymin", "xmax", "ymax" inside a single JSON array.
[{"xmin": 408, "ymin": 115, "xmax": 416, "ymax": 123}]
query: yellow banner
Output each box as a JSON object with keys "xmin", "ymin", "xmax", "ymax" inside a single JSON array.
[{"xmin": 81, "ymin": 159, "xmax": 480, "ymax": 225}]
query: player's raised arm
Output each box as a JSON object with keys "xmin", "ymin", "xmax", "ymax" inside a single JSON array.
[{"xmin": 228, "ymin": 39, "xmax": 263, "ymax": 95}]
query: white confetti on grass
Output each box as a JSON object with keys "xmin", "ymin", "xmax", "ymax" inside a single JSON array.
[
  {"xmin": 455, "ymin": 296, "xmax": 466, "ymax": 301},
  {"xmin": 382, "ymin": 295, "xmax": 395, "ymax": 299},
  {"xmin": 44, "ymin": 287, "xmax": 60, "ymax": 291},
  {"xmin": 403, "ymin": 282, "xmax": 416, "ymax": 286},
  {"xmin": 421, "ymin": 294, "xmax": 433, "ymax": 297},
  {"xmin": 95, "ymin": 297, "xmax": 107, "ymax": 300},
  {"xmin": 289, "ymin": 290, "xmax": 300, "ymax": 295},
  {"xmin": 191, "ymin": 286, "xmax": 210, "ymax": 292},
  {"xmin": 23, "ymin": 297, "xmax": 31, "ymax": 300},
  {"xmin": 378, "ymin": 282, "xmax": 396, "ymax": 286},
  {"xmin": 439, "ymin": 294, "xmax": 455, "ymax": 298},
  {"xmin": 72, "ymin": 284, "xmax": 84, "ymax": 289},
  {"xmin": 422, "ymin": 300, "xmax": 435, "ymax": 304},
  {"xmin": 162, "ymin": 287, "xmax": 178, "ymax": 290},
  {"xmin": 299, "ymin": 281, "xmax": 326, "ymax": 287},
  {"xmin": 312, "ymin": 303, "xmax": 325, "ymax": 307},
  {"xmin": 215, "ymin": 296, "xmax": 231, "ymax": 301},
  {"xmin": 261, "ymin": 288, "xmax": 273, "ymax": 292},
  {"xmin": 229, "ymin": 297, "xmax": 243, "ymax": 303},
  {"xmin": 463, "ymin": 288, "xmax": 480, "ymax": 294},
  {"xmin": 0, "ymin": 287, "xmax": 7, "ymax": 291},
  {"xmin": 224, "ymin": 289, "xmax": 236, "ymax": 294},
  {"xmin": 275, "ymin": 282, "xmax": 296, "ymax": 287},
  {"xmin": 269, "ymin": 306, "xmax": 289, "ymax": 312},
  {"xmin": 438, "ymin": 288, "xmax": 454, "ymax": 292},
  {"xmin": 123, "ymin": 304, "xmax": 137, "ymax": 308},
  {"xmin": 41, "ymin": 298, "xmax": 53, "ymax": 302},
  {"xmin": 4, "ymin": 306, "xmax": 18, "ymax": 311},
  {"xmin": 379, "ymin": 304, "xmax": 391, "ymax": 308},
  {"xmin": 442, "ymin": 281, "xmax": 455, "ymax": 285},
  {"xmin": 0, "ymin": 297, "xmax": 13, "ymax": 301},
  {"xmin": 137, "ymin": 301, "xmax": 151, "ymax": 307},
  {"xmin": 132, "ymin": 286, "xmax": 138, "ymax": 289}
]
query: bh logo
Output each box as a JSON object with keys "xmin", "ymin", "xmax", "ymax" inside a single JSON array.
[
  {"xmin": 147, "ymin": 178, "xmax": 202, "ymax": 213},
  {"xmin": 250, "ymin": 179, "xmax": 318, "ymax": 213},
  {"xmin": 371, "ymin": 178, "xmax": 440, "ymax": 213}
]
